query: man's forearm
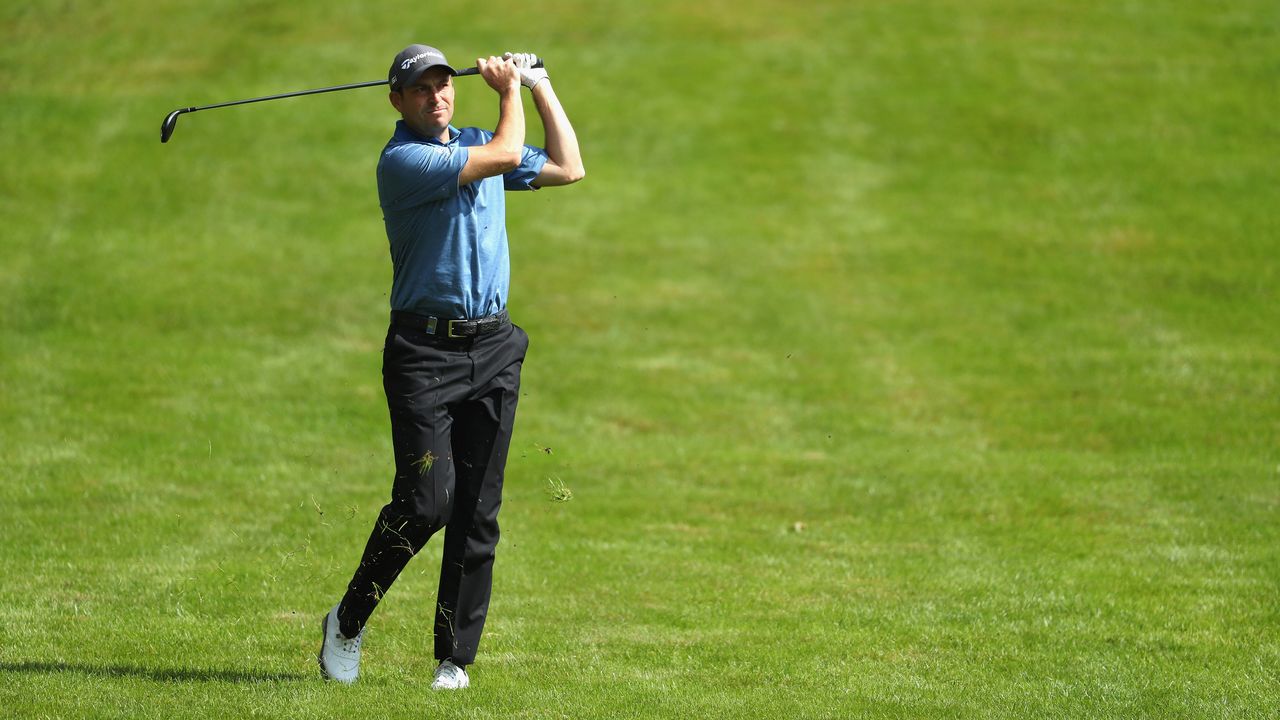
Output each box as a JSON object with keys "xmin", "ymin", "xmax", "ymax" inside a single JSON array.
[
  {"xmin": 458, "ymin": 56, "xmax": 525, "ymax": 183},
  {"xmin": 532, "ymin": 81, "xmax": 584, "ymax": 177},
  {"xmin": 491, "ymin": 87, "xmax": 526, "ymax": 159}
]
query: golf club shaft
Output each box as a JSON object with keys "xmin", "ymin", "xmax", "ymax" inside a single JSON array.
[
  {"xmin": 161, "ymin": 58, "xmax": 541, "ymax": 142},
  {"xmin": 178, "ymin": 59, "xmax": 534, "ymax": 113},
  {"xmin": 175, "ymin": 79, "xmax": 389, "ymax": 115}
]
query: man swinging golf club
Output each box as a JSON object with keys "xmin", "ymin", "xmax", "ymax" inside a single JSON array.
[{"xmin": 318, "ymin": 45, "xmax": 584, "ymax": 690}]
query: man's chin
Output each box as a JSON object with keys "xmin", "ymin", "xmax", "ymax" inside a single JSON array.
[{"xmin": 406, "ymin": 120, "xmax": 449, "ymax": 140}]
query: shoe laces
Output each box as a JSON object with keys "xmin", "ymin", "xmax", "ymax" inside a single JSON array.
[
  {"xmin": 338, "ymin": 628, "xmax": 363, "ymax": 653},
  {"xmin": 436, "ymin": 661, "xmax": 465, "ymax": 682}
]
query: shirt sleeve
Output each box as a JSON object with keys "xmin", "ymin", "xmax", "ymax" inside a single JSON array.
[
  {"xmin": 378, "ymin": 142, "xmax": 469, "ymax": 210},
  {"xmin": 503, "ymin": 144, "xmax": 550, "ymax": 191}
]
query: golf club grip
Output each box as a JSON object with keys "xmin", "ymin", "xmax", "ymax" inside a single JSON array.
[{"xmin": 455, "ymin": 58, "xmax": 544, "ymax": 77}]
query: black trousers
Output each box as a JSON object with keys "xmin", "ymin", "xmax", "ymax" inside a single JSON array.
[{"xmin": 338, "ymin": 320, "xmax": 528, "ymax": 666}]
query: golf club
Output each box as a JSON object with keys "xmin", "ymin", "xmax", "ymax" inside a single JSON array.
[{"xmin": 160, "ymin": 58, "xmax": 542, "ymax": 143}]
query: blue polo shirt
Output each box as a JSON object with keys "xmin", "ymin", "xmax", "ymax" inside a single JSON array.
[{"xmin": 377, "ymin": 120, "xmax": 548, "ymax": 319}]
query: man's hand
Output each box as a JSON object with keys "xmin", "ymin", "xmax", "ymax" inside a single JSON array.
[
  {"xmin": 503, "ymin": 52, "xmax": 549, "ymax": 90},
  {"xmin": 476, "ymin": 55, "xmax": 520, "ymax": 94}
]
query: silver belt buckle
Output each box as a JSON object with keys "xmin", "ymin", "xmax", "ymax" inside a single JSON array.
[{"xmin": 447, "ymin": 319, "xmax": 465, "ymax": 338}]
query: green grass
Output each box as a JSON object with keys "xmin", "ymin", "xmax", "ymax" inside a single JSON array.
[{"xmin": 2, "ymin": 0, "xmax": 1277, "ymax": 717}]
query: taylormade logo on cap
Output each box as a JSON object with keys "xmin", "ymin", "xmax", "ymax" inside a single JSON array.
[
  {"xmin": 401, "ymin": 52, "xmax": 434, "ymax": 70},
  {"xmin": 389, "ymin": 44, "xmax": 456, "ymax": 89}
]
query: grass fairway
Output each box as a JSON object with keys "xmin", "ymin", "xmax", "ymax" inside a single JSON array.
[{"xmin": 2, "ymin": 0, "xmax": 1277, "ymax": 717}]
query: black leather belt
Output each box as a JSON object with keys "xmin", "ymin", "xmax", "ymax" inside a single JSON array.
[{"xmin": 390, "ymin": 310, "xmax": 510, "ymax": 338}]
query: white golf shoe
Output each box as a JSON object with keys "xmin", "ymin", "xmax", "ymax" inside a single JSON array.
[
  {"xmin": 431, "ymin": 660, "xmax": 469, "ymax": 690},
  {"xmin": 318, "ymin": 604, "xmax": 363, "ymax": 684}
]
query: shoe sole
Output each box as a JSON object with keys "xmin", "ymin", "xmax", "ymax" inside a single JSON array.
[
  {"xmin": 431, "ymin": 682, "xmax": 470, "ymax": 691},
  {"xmin": 318, "ymin": 614, "xmax": 332, "ymax": 681}
]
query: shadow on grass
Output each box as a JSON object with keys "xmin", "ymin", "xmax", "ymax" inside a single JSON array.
[{"xmin": 1, "ymin": 660, "xmax": 311, "ymax": 684}]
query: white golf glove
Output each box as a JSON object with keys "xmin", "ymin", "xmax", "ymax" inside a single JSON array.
[{"xmin": 503, "ymin": 52, "xmax": 548, "ymax": 90}]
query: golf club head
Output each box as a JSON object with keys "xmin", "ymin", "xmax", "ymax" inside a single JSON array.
[{"xmin": 160, "ymin": 109, "xmax": 182, "ymax": 143}]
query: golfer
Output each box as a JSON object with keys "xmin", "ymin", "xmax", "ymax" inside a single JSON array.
[{"xmin": 318, "ymin": 45, "xmax": 584, "ymax": 690}]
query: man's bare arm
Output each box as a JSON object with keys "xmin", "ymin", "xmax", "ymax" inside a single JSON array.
[
  {"xmin": 504, "ymin": 52, "xmax": 584, "ymax": 188},
  {"xmin": 530, "ymin": 80, "xmax": 585, "ymax": 188},
  {"xmin": 459, "ymin": 56, "xmax": 525, "ymax": 186}
]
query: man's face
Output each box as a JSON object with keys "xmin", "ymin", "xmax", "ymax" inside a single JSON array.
[{"xmin": 391, "ymin": 67, "xmax": 456, "ymax": 139}]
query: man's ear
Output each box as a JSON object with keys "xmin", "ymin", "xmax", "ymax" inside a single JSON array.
[{"xmin": 388, "ymin": 91, "xmax": 403, "ymax": 113}]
